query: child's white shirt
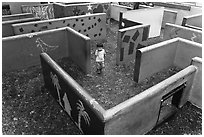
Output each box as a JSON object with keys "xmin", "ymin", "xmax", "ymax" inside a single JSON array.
[{"xmin": 95, "ymin": 48, "xmax": 106, "ymax": 62}]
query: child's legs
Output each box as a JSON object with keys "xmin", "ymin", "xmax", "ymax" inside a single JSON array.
[{"xmin": 102, "ymin": 61, "xmax": 105, "ymax": 68}]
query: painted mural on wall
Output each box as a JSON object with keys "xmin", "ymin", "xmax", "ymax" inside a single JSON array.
[
  {"xmin": 13, "ymin": 14, "xmax": 106, "ymax": 40},
  {"xmin": 163, "ymin": 25, "xmax": 202, "ymax": 44},
  {"xmin": 40, "ymin": 53, "xmax": 105, "ymax": 134},
  {"xmin": 117, "ymin": 25, "xmax": 149, "ymax": 65},
  {"xmin": 50, "ymin": 72, "xmax": 72, "ymax": 115},
  {"xmin": 59, "ymin": 3, "xmax": 110, "ymax": 22},
  {"xmin": 21, "ymin": 4, "xmax": 54, "ymax": 20},
  {"xmin": 49, "ymin": 71, "xmax": 91, "ymax": 133},
  {"xmin": 2, "ymin": 4, "xmax": 11, "ymax": 15},
  {"xmin": 36, "ymin": 38, "xmax": 59, "ymax": 52},
  {"xmin": 76, "ymin": 100, "xmax": 90, "ymax": 131}
]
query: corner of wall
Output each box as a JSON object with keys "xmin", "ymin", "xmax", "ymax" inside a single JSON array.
[{"xmin": 189, "ymin": 57, "xmax": 202, "ymax": 108}]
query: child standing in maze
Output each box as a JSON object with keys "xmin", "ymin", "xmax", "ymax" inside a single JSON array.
[{"xmin": 95, "ymin": 43, "xmax": 106, "ymax": 74}]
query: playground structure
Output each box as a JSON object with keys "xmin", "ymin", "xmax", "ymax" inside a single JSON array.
[
  {"xmin": 2, "ymin": 2, "xmax": 202, "ymax": 135},
  {"xmin": 40, "ymin": 38, "xmax": 201, "ymax": 134}
]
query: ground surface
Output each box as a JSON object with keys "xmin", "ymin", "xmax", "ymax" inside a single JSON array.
[{"xmin": 2, "ymin": 20, "xmax": 202, "ymax": 135}]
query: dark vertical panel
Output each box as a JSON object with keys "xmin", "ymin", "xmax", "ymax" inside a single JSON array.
[
  {"xmin": 132, "ymin": 30, "xmax": 140, "ymax": 41},
  {"xmin": 120, "ymin": 48, "xmax": 124, "ymax": 61},
  {"xmin": 142, "ymin": 26, "xmax": 149, "ymax": 41},
  {"xmin": 133, "ymin": 50, "xmax": 142, "ymax": 82},
  {"xmin": 128, "ymin": 42, "xmax": 135, "ymax": 55},
  {"xmin": 119, "ymin": 12, "xmax": 123, "ymax": 29}
]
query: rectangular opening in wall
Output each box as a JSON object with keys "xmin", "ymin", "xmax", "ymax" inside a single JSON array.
[{"xmin": 156, "ymin": 83, "xmax": 186, "ymax": 125}]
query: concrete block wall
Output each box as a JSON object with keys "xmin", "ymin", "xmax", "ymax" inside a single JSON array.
[
  {"xmin": 120, "ymin": 7, "xmax": 164, "ymax": 38},
  {"xmin": 21, "ymin": 3, "xmax": 54, "ymax": 19},
  {"xmin": 2, "ymin": 13, "xmax": 34, "ymax": 21},
  {"xmin": 12, "ymin": 13, "xmax": 106, "ymax": 41},
  {"xmin": 116, "ymin": 24, "xmax": 150, "ymax": 65},
  {"xmin": 134, "ymin": 38, "xmax": 202, "ymax": 83},
  {"xmin": 182, "ymin": 14, "xmax": 202, "ymax": 29},
  {"xmin": 2, "ymin": 27, "xmax": 91, "ymax": 73},
  {"xmin": 53, "ymin": 2, "xmax": 111, "ymax": 20},
  {"xmin": 2, "ymin": 17, "xmax": 41, "ymax": 37},
  {"xmin": 163, "ymin": 23, "xmax": 202, "ymax": 44}
]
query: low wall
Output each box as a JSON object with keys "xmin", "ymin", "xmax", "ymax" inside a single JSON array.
[
  {"xmin": 188, "ymin": 57, "xmax": 202, "ymax": 108},
  {"xmin": 182, "ymin": 14, "xmax": 202, "ymax": 29},
  {"xmin": 134, "ymin": 38, "xmax": 178, "ymax": 82},
  {"xmin": 154, "ymin": 2, "xmax": 202, "ymax": 25},
  {"xmin": 116, "ymin": 23, "xmax": 150, "ymax": 65},
  {"xmin": 40, "ymin": 49, "xmax": 198, "ymax": 135},
  {"xmin": 104, "ymin": 65, "xmax": 196, "ymax": 134},
  {"xmin": 110, "ymin": 4, "xmax": 132, "ymax": 21},
  {"xmin": 153, "ymin": 2, "xmax": 191, "ymax": 11},
  {"xmin": 2, "ymin": 17, "xmax": 41, "ymax": 37},
  {"xmin": 2, "ymin": 2, "xmax": 40, "ymax": 14},
  {"xmin": 2, "ymin": 13, "xmax": 34, "ymax": 21},
  {"xmin": 53, "ymin": 2, "xmax": 111, "ymax": 20},
  {"xmin": 66, "ymin": 28, "xmax": 91, "ymax": 74},
  {"xmin": 21, "ymin": 3, "xmax": 54, "ymax": 19},
  {"xmin": 163, "ymin": 23, "xmax": 202, "ymax": 44},
  {"xmin": 120, "ymin": 7, "xmax": 164, "ymax": 37},
  {"xmin": 12, "ymin": 13, "xmax": 106, "ymax": 41},
  {"xmin": 174, "ymin": 39, "xmax": 202, "ymax": 68},
  {"xmin": 2, "ymin": 27, "xmax": 91, "ymax": 73},
  {"xmin": 40, "ymin": 53, "xmax": 105, "ymax": 134},
  {"xmin": 134, "ymin": 38, "xmax": 202, "ymax": 83},
  {"xmin": 162, "ymin": 9, "xmax": 177, "ymax": 28}
]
